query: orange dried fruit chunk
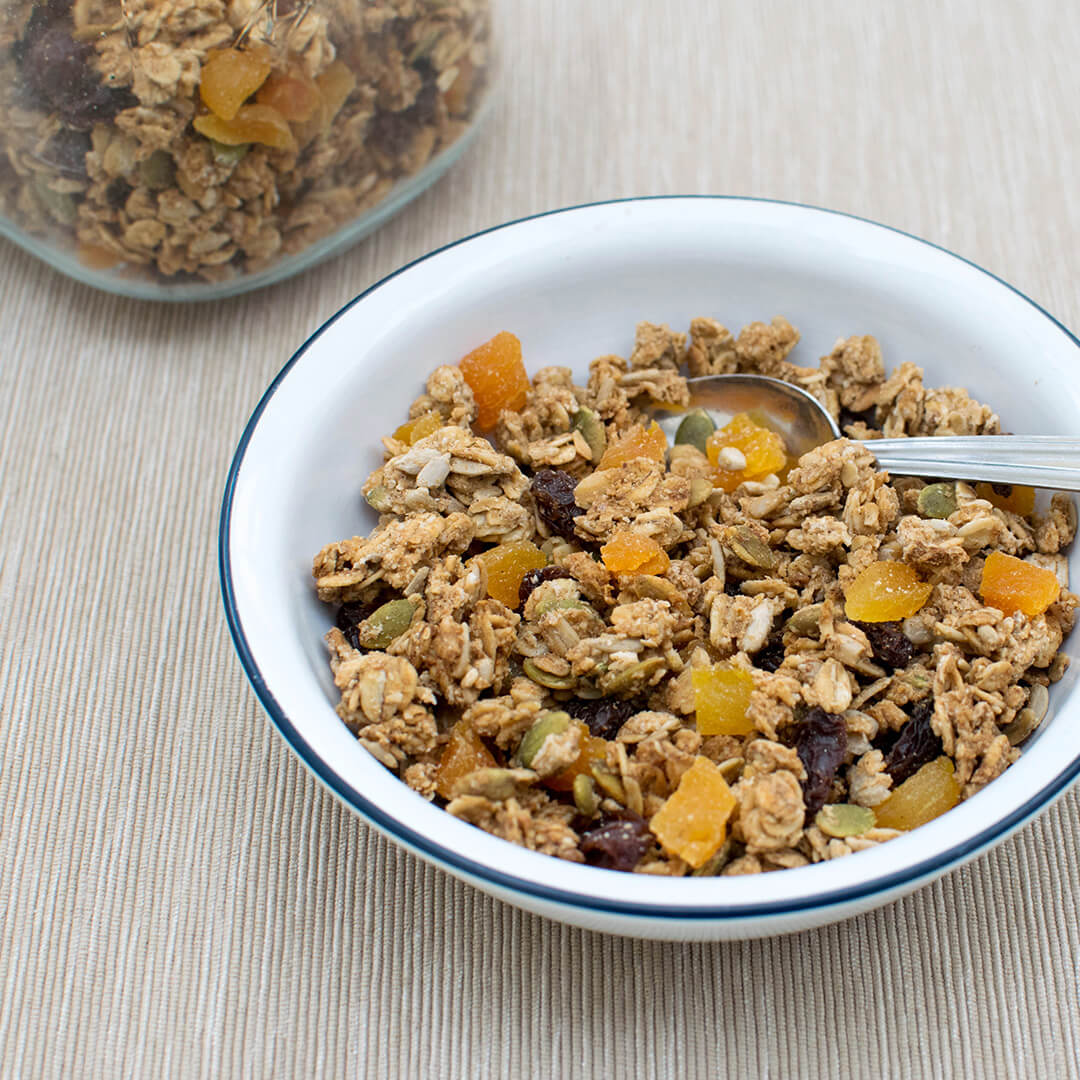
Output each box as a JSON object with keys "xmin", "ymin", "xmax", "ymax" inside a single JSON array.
[
  {"xmin": 317, "ymin": 60, "xmax": 357, "ymax": 119},
  {"xmin": 844, "ymin": 561, "xmax": 933, "ymax": 622},
  {"xmin": 546, "ymin": 723, "xmax": 608, "ymax": 792},
  {"xmin": 706, "ymin": 412, "xmax": 787, "ymax": 492},
  {"xmin": 597, "ymin": 421, "xmax": 667, "ymax": 470},
  {"xmin": 477, "ymin": 540, "xmax": 548, "ymax": 608},
  {"xmin": 649, "ymin": 756, "xmax": 737, "ymax": 868},
  {"xmin": 692, "ymin": 665, "xmax": 756, "ymax": 736},
  {"xmin": 193, "ymin": 104, "xmax": 297, "ymax": 152},
  {"xmin": 873, "ymin": 757, "xmax": 959, "ymax": 831},
  {"xmin": 393, "ymin": 412, "xmax": 442, "ymax": 445},
  {"xmin": 979, "ymin": 550, "xmax": 1060, "ymax": 617},
  {"xmin": 442, "ymin": 57, "xmax": 474, "ymax": 114},
  {"xmin": 975, "ymin": 483, "xmax": 1036, "ymax": 517},
  {"xmin": 459, "ymin": 331, "xmax": 530, "ymax": 431},
  {"xmin": 600, "ymin": 531, "xmax": 670, "ymax": 576},
  {"xmin": 256, "ymin": 67, "xmax": 321, "ymax": 122},
  {"xmin": 434, "ymin": 720, "xmax": 497, "ymax": 800},
  {"xmin": 77, "ymin": 242, "xmax": 121, "ymax": 270},
  {"xmin": 199, "ymin": 48, "xmax": 272, "ymax": 121}
]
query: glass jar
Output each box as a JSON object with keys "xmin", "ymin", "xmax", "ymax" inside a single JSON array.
[{"xmin": 0, "ymin": 0, "xmax": 494, "ymax": 299}]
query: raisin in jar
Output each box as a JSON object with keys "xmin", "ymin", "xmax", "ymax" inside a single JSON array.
[{"xmin": 0, "ymin": 0, "xmax": 494, "ymax": 298}]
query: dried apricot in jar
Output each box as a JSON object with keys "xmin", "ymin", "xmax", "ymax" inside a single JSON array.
[
  {"xmin": 692, "ymin": 665, "xmax": 755, "ymax": 736},
  {"xmin": 434, "ymin": 721, "xmax": 497, "ymax": 800},
  {"xmin": 600, "ymin": 531, "xmax": 670, "ymax": 576},
  {"xmin": 649, "ymin": 756, "xmax": 737, "ymax": 868},
  {"xmin": 705, "ymin": 412, "xmax": 787, "ymax": 492},
  {"xmin": 199, "ymin": 48, "xmax": 272, "ymax": 122},
  {"xmin": 256, "ymin": 68, "xmax": 321, "ymax": 123},
  {"xmin": 597, "ymin": 422, "xmax": 667, "ymax": 470},
  {"xmin": 979, "ymin": 550, "xmax": 1060, "ymax": 617},
  {"xmin": 843, "ymin": 561, "xmax": 933, "ymax": 622},
  {"xmin": 975, "ymin": 482, "xmax": 1036, "ymax": 517},
  {"xmin": 546, "ymin": 724, "xmax": 608, "ymax": 792},
  {"xmin": 477, "ymin": 540, "xmax": 548, "ymax": 608},
  {"xmin": 393, "ymin": 413, "xmax": 442, "ymax": 445},
  {"xmin": 873, "ymin": 757, "xmax": 960, "ymax": 831},
  {"xmin": 193, "ymin": 104, "xmax": 297, "ymax": 152},
  {"xmin": 458, "ymin": 332, "xmax": 530, "ymax": 431}
]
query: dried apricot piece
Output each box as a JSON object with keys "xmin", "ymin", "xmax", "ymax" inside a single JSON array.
[
  {"xmin": 458, "ymin": 331, "xmax": 529, "ymax": 431},
  {"xmin": 393, "ymin": 413, "xmax": 442, "ymax": 445},
  {"xmin": 546, "ymin": 723, "xmax": 608, "ymax": 792},
  {"xmin": 597, "ymin": 421, "xmax": 667, "ymax": 470},
  {"xmin": 706, "ymin": 412, "xmax": 787, "ymax": 492},
  {"xmin": 193, "ymin": 104, "xmax": 297, "ymax": 152},
  {"xmin": 980, "ymin": 550, "xmax": 1060, "ymax": 616},
  {"xmin": 692, "ymin": 665, "xmax": 755, "ymax": 736},
  {"xmin": 77, "ymin": 242, "xmax": 121, "ymax": 270},
  {"xmin": 434, "ymin": 721, "xmax": 497, "ymax": 800},
  {"xmin": 600, "ymin": 531, "xmax": 670, "ymax": 576},
  {"xmin": 476, "ymin": 540, "xmax": 548, "ymax": 608},
  {"xmin": 975, "ymin": 483, "xmax": 1036, "ymax": 517},
  {"xmin": 649, "ymin": 756, "xmax": 737, "ymax": 868},
  {"xmin": 256, "ymin": 67, "xmax": 321, "ymax": 123},
  {"xmin": 844, "ymin": 561, "xmax": 933, "ymax": 622},
  {"xmin": 199, "ymin": 48, "xmax": 272, "ymax": 121},
  {"xmin": 442, "ymin": 57, "xmax": 474, "ymax": 114},
  {"xmin": 873, "ymin": 757, "xmax": 959, "ymax": 831}
]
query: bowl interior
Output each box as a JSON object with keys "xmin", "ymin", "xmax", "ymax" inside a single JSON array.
[{"xmin": 223, "ymin": 198, "xmax": 1080, "ymax": 916}]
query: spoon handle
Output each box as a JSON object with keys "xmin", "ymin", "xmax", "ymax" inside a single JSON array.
[{"xmin": 869, "ymin": 436, "xmax": 1080, "ymax": 490}]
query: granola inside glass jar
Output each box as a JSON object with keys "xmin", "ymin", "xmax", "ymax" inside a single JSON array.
[{"xmin": 0, "ymin": 0, "xmax": 494, "ymax": 298}]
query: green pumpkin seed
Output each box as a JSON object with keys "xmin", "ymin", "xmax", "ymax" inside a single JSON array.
[
  {"xmin": 917, "ymin": 482, "xmax": 957, "ymax": 520},
  {"xmin": 687, "ymin": 475, "xmax": 714, "ymax": 508},
  {"xmin": 590, "ymin": 762, "xmax": 626, "ymax": 803},
  {"xmin": 573, "ymin": 773, "xmax": 600, "ymax": 816},
  {"xmin": 517, "ymin": 711, "xmax": 572, "ymax": 768},
  {"xmin": 690, "ymin": 838, "xmax": 734, "ymax": 876},
  {"xmin": 33, "ymin": 179, "xmax": 76, "ymax": 225},
  {"xmin": 534, "ymin": 596, "xmax": 590, "ymax": 617},
  {"xmin": 522, "ymin": 658, "xmax": 577, "ymax": 690},
  {"xmin": 572, "ymin": 407, "xmax": 607, "ymax": 464},
  {"xmin": 138, "ymin": 149, "xmax": 175, "ymax": 190},
  {"xmin": 815, "ymin": 803, "xmax": 876, "ymax": 838},
  {"xmin": 452, "ymin": 767, "xmax": 536, "ymax": 800},
  {"xmin": 785, "ymin": 603, "xmax": 824, "ymax": 635},
  {"xmin": 725, "ymin": 524, "xmax": 776, "ymax": 569},
  {"xmin": 358, "ymin": 598, "xmax": 416, "ymax": 649},
  {"xmin": 1003, "ymin": 682, "xmax": 1050, "ymax": 745},
  {"xmin": 601, "ymin": 656, "xmax": 665, "ymax": 695},
  {"xmin": 364, "ymin": 485, "xmax": 392, "ymax": 512},
  {"xmin": 207, "ymin": 139, "xmax": 249, "ymax": 167},
  {"xmin": 674, "ymin": 409, "xmax": 717, "ymax": 454}
]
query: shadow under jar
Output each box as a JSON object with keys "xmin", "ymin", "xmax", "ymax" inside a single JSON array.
[{"xmin": 0, "ymin": 0, "xmax": 494, "ymax": 299}]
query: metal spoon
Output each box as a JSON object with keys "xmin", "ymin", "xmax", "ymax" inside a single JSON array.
[{"xmin": 650, "ymin": 374, "xmax": 1080, "ymax": 491}]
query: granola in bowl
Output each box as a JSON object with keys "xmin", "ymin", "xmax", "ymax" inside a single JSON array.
[{"xmin": 311, "ymin": 316, "xmax": 1077, "ymax": 877}]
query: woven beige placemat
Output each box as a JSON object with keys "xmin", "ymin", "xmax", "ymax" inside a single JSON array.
[{"xmin": 2, "ymin": 1, "xmax": 1079, "ymax": 1076}]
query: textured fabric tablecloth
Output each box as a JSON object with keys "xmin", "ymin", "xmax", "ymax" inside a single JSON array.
[{"xmin": 3, "ymin": 2, "xmax": 1080, "ymax": 1076}]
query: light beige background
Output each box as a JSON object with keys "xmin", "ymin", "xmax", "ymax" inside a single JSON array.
[{"xmin": 2, "ymin": 1, "xmax": 1079, "ymax": 1077}]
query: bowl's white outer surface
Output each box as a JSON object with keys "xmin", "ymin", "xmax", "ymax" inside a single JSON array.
[{"xmin": 221, "ymin": 197, "xmax": 1080, "ymax": 940}]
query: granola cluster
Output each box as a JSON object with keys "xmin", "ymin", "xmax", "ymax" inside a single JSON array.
[
  {"xmin": 311, "ymin": 315, "xmax": 1076, "ymax": 876},
  {"xmin": 0, "ymin": 0, "xmax": 490, "ymax": 286}
]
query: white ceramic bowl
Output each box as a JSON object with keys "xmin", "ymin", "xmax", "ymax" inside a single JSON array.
[{"xmin": 220, "ymin": 197, "xmax": 1080, "ymax": 940}]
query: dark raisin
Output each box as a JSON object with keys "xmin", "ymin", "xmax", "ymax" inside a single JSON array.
[
  {"xmin": 838, "ymin": 404, "xmax": 877, "ymax": 431},
  {"xmin": 563, "ymin": 696, "xmax": 639, "ymax": 740},
  {"xmin": 105, "ymin": 178, "xmax": 132, "ymax": 211},
  {"xmin": 22, "ymin": 27, "xmax": 136, "ymax": 129},
  {"xmin": 531, "ymin": 469, "xmax": 583, "ymax": 540},
  {"xmin": 991, "ymin": 482, "xmax": 1013, "ymax": 497},
  {"xmin": 368, "ymin": 110, "xmax": 413, "ymax": 159},
  {"xmin": 336, "ymin": 601, "xmax": 375, "ymax": 651},
  {"xmin": 518, "ymin": 564, "xmax": 572, "ymax": 609},
  {"xmin": 724, "ymin": 579, "xmax": 743, "ymax": 596},
  {"xmin": 883, "ymin": 697, "xmax": 943, "ymax": 785},
  {"xmin": 755, "ymin": 631, "xmax": 786, "ymax": 672},
  {"xmin": 37, "ymin": 128, "xmax": 91, "ymax": 179},
  {"xmin": 579, "ymin": 810, "xmax": 652, "ymax": 871},
  {"xmin": 791, "ymin": 706, "xmax": 847, "ymax": 816},
  {"xmin": 851, "ymin": 619, "xmax": 915, "ymax": 670}
]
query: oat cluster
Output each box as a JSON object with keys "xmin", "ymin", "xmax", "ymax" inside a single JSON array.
[
  {"xmin": 1, "ymin": 0, "xmax": 490, "ymax": 284},
  {"xmin": 312, "ymin": 315, "xmax": 1077, "ymax": 876}
]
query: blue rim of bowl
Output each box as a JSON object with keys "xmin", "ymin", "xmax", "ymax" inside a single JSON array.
[{"xmin": 219, "ymin": 195, "xmax": 1080, "ymax": 920}]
